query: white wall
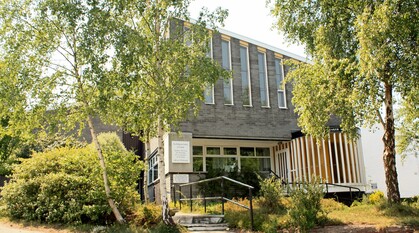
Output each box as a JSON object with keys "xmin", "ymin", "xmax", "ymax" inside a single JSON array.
[{"xmin": 361, "ymin": 126, "xmax": 419, "ymax": 198}]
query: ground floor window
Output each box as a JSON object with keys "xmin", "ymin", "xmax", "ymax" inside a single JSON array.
[
  {"xmin": 192, "ymin": 145, "xmax": 271, "ymax": 174},
  {"xmin": 148, "ymin": 150, "xmax": 158, "ymax": 184}
]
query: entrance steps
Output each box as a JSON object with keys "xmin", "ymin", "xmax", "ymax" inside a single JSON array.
[{"xmin": 173, "ymin": 212, "xmax": 233, "ymax": 232}]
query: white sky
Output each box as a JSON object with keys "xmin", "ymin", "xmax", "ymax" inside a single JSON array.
[{"xmin": 188, "ymin": 0, "xmax": 307, "ymax": 58}]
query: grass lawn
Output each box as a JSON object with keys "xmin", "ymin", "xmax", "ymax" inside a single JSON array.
[{"xmin": 0, "ymin": 198, "xmax": 417, "ymax": 233}]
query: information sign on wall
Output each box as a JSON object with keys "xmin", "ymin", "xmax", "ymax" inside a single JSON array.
[
  {"xmin": 173, "ymin": 174, "xmax": 189, "ymax": 183},
  {"xmin": 172, "ymin": 141, "xmax": 190, "ymax": 163}
]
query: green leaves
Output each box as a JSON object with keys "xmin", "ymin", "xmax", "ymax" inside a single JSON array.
[
  {"xmin": 271, "ymin": 0, "xmax": 418, "ymax": 142},
  {"xmin": 1, "ymin": 133, "xmax": 142, "ymax": 224},
  {"xmin": 102, "ymin": 1, "xmax": 229, "ymax": 140}
]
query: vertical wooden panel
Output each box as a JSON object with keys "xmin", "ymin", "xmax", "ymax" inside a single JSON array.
[
  {"xmin": 294, "ymin": 139, "xmax": 301, "ymax": 182},
  {"xmin": 333, "ymin": 133, "xmax": 341, "ymax": 183},
  {"xmin": 297, "ymin": 138, "xmax": 302, "ymax": 182},
  {"xmin": 328, "ymin": 136, "xmax": 335, "ymax": 184},
  {"xmin": 304, "ymin": 136, "xmax": 311, "ymax": 181},
  {"xmin": 289, "ymin": 141, "xmax": 295, "ymax": 182},
  {"xmin": 287, "ymin": 145, "xmax": 292, "ymax": 183},
  {"xmin": 355, "ymin": 140, "xmax": 366, "ymax": 184},
  {"xmin": 322, "ymin": 139, "xmax": 330, "ymax": 183},
  {"xmin": 338, "ymin": 133, "xmax": 347, "ymax": 183},
  {"xmin": 343, "ymin": 134, "xmax": 352, "ymax": 183},
  {"xmin": 349, "ymin": 139, "xmax": 358, "ymax": 183},
  {"xmin": 316, "ymin": 137, "xmax": 322, "ymax": 180},
  {"xmin": 310, "ymin": 136, "xmax": 317, "ymax": 178}
]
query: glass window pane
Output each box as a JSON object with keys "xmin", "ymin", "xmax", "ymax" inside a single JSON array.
[
  {"xmin": 204, "ymin": 85, "xmax": 214, "ymax": 104},
  {"xmin": 259, "ymin": 158, "xmax": 271, "ymax": 171},
  {"xmin": 193, "ymin": 157, "xmax": 203, "ymax": 172},
  {"xmin": 224, "ymin": 147, "xmax": 237, "ymax": 155},
  {"xmin": 278, "ymin": 90, "xmax": 286, "ymax": 108},
  {"xmin": 206, "ymin": 157, "xmax": 237, "ymax": 172},
  {"xmin": 258, "ymin": 52, "xmax": 269, "ymax": 107},
  {"xmin": 153, "ymin": 164, "xmax": 158, "ymax": 181},
  {"xmin": 240, "ymin": 158, "xmax": 271, "ymax": 172},
  {"xmin": 221, "ymin": 40, "xmax": 230, "ymax": 70},
  {"xmin": 223, "ymin": 79, "xmax": 233, "ymax": 104},
  {"xmin": 222, "ymin": 40, "xmax": 232, "ymax": 105},
  {"xmin": 275, "ymin": 59, "xmax": 286, "ymax": 108},
  {"xmin": 240, "ymin": 46, "xmax": 251, "ymax": 106},
  {"xmin": 207, "ymin": 147, "xmax": 221, "ymax": 155},
  {"xmin": 256, "ymin": 147, "xmax": 270, "ymax": 157},
  {"xmin": 241, "ymin": 158, "xmax": 259, "ymax": 172},
  {"xmin": 240, "ymin": 147, "xmax": 255, "ymax": 156},
  {"xmin": 275, "ymin": 59, "xmax": 284, "ymax": 89},
  {"xmin": 193, "ymin": 146, "xmax": 203, "ymax": 156}
]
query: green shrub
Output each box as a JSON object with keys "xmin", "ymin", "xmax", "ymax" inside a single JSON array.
[
  {"xmin": 132, "ymin": 203, "xmax": 162, "ymax": 226},
  {"xmin": 1, "ymin": 133, "xmax": 143, "ymax": 224},
  {"xmin": 257, "ymin": 176, "xmax": 285, "ymax": 214},
  {"xmin": 369, "ymin": 191, "xmax": 385, "ymax": 204},
  {"xmin": 288, "ymin": 178, "xmax": 325, "ymax": 232},
  {"xmin": 321, "ymin": 198, "xmax": 347, "ymax": 212}
]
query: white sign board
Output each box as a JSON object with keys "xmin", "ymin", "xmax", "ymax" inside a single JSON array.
[
  {"xmin": 172, "ymin": 141, "xmax": 190, "ymax": 163},
  {"xmin": 173, "ymin": 174, "xmax": 189, "ymax": 183}
]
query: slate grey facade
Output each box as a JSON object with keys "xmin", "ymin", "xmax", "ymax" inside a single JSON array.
[{"xmin": 179, "ymin": 32, "xmax": 301, "ymax": 141}]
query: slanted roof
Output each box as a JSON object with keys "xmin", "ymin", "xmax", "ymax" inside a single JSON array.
[{"xmin": 217, "ymin": 27, "xmax": 309, "ymax": 63}]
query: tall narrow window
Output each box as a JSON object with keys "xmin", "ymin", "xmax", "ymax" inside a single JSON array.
[
  {"xmin": 258, "ymin": 51, "xmax": 269, "ymax": 107},
  {"xmin": 240, "ymin": 45, "xmax": 252, "ymax": 106},
  {"xmin": 222, "ymin": 38, "xmax": 233, "ymax": 105},
  {"xmin": 275, "ymin": 58, "xmax": 287, "ymax": 108},
  {"xmin": 204, "ymin": 38, "xmax": 214, "ymax": 104}
]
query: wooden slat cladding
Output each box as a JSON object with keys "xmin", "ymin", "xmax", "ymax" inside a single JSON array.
[{"xmin": 275, "ymin": 133, "xmax": 364, "ymax": 185}]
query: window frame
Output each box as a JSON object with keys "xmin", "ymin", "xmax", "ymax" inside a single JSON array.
[
  {"xmin": 275, "ymin": 56, "xmax": 287, "ymax": 109},
  {"xmin": 239, "ymin": 43, "xmax": 252, "ymax": 107},
  {"xmin": 148, "ymin": 150, "xmax": 159, "ymax": 185},
  {"xmin": 191, "ymin": 143, "xmax": 272, "ymax": 174},
  {"xmin": 257, "ymin": 49, "xmax": 270, "ymax": 108},
  {"xmin": 221, "ymin": 37, "xmax": 234, "ymax": 105},
  {"xmin": 204, "ymin": 37, "xmax": 215, "ymax": 104}
]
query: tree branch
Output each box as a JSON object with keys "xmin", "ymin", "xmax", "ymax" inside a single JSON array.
[{"xmin": 376, "ymin": 109, "xmax": 385, "ymax": 129}]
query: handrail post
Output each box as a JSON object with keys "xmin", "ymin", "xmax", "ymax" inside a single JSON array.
[
  {"xmin": 189, "ymin": 185, "xmax": 193, "ymax": 212},
  {"xmin": 221, "ymin": 178, "xmax": 225, "ymax": 215},
  {"xmin": 179, "ymin": 185, "xmax": 182, "ymax": 210},
  {"xmin": 204, "ymin": 188, "xmax": 207, "ymax": 213},
  {"xmin": 249, "ymin": 187, "xmax": 254, "ymax": 231},
  {"xmin": 172, "ymin": 185, "xmax": 176, "ymax": 207},
  {"xmin": 350, "ymin": 187, "xmax": 352, "ymax": 200}
]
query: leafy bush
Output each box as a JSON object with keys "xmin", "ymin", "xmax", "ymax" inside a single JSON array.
[
  {"xmin": 321, "ymin": 198, "xmax": 347, "ymax": 212},
  {"xmin": 1, "ymin": 133, "xmax": 142, "ymax": 224},
  {"xmin": 0, "ymin": 131, "xmax": 86, "ymax": 176},
  {"xmin": 257, "ymin": 176, "xmax": 285, "ymax": 214},
  {"xmin": 288, "ymin": 178, "xmax": 325, "ymax": 232},
  {"xmin": 369, "ymin": 191, "xmax": 385, "ymax": 204},
  {"xmin": 132, "ymin": 203, "xmax": 162, "ymax": 227}
]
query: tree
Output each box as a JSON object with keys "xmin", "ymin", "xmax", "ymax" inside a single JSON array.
[
  {"xmin": 0, "ymin": 0, "xmax": 137, "ymax": 222},
  {"xmin": 100, "ymin": 1, "xmax": 229, "ymax": 224},
  {"xmin": 270, "ymin": 0, "xmax": 418, "ymax": 203}
]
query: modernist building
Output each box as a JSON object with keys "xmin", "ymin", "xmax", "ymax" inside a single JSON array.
[{"xmin": 141, "ymin": 24, "xmax": 368, "ymax": 202}]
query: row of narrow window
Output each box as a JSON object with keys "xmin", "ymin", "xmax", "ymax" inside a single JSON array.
[{"xmin": 204, "ymin": 38, "xmax": 287, "ymax": 109}]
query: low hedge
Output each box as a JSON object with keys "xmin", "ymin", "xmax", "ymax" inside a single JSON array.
[{"xmin": 1, "ymin": 133, "xmax": 143, "ymax": 224}]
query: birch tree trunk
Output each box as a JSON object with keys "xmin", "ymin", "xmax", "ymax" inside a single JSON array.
[
  {"xmin": 87, "ymin": 115, "xmax": 126, "ymax": 223},
  {"xmin": 382, "ymin": 82, "xmax": 401, "ymax": 203},
  {"xmin": 157, "ymin": 116, "xmax": 174, "ymax": 225}
]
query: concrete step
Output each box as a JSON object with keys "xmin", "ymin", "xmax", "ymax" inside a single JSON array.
[
  {"xmin": 173, "ymin": 212, "xmax": 232, "ymax": 232},
  {"xmin": 186, "ymin": 223, "xmax": 229, "ymax": 232}
]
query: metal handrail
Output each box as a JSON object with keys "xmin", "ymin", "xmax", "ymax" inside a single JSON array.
[
  {"xmin": 178, "ymin": 176, "xmax": 255, "ymax": 230},
  {"xmin": 283, "ymin": 181, "xmax": 362, "ymax": 201}
]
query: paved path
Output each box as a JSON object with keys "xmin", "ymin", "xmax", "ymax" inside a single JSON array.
[
  {"xmin": 0, "ymin": 222, "xmax": 67, "ymax": 233},
  {"xmin": 0, "ymin": 224, "xmax": 44, "ymax": 233}
]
